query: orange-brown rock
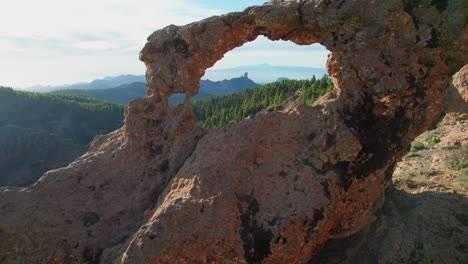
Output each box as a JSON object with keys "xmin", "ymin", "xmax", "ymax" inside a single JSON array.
[
  {"xmin": 441, "ymin": 64, "xmax": 468, "ymax": 126},
  {"xmin": 0, "ymin": 0, "xmax": 467, "ymax": 263},
  {"xmin": 312, "ymin": 65, "xmax": 468, "ymax": 264}
]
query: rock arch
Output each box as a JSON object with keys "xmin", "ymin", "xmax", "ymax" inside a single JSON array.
[
  {"xmin": 0, "ymin": 0, "xmax": 466, "ymax": 263},
  {"xmin": 140, "ymin": 1, "xmax": 322, "ymax": 101},
  {"xmin": 121, "ymin": 0, "xmax": 466, "ymax": 262}
]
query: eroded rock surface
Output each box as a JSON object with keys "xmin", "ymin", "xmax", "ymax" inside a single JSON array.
[
  {"xmin": 443, "ymin": 64, "xmax": 468, "ymax": 126},
  {"xmin": 309, "ymin": 65, "xmax": 468, "ymax": 264},
  {"xmin": 1, "ymin": 0, "xmax": 467, "ymax": 263}
]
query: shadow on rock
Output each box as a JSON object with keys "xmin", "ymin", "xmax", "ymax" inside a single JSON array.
[{"xmin": 309, "ymin": 188, "xmax": 468, "ymax": 264}]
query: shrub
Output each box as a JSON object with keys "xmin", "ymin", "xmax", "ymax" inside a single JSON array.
[
  {"xmin": 406, "ymin": 151, "xmax": 417, "ymax": 158},
  {"xmin": 411, "ymin": 142, "xmax": 425, "ymax": 152},
  {"xmin": 454, "ymin": 174, "xmax": 468, "ymax": 191},
  {"xmin": 400, "ymin": 168, "xmax": 416, "ymax": 182},
  {"xmin": 418, "ymin": 167, "xmax": 435, "ymax": 176},
  {"xmin": 428, "ymin": 136, "xmax": 441, "ymax": 145},
  {"xmin": 445, "ymin": 147, "xmax": 467, "ymax": 171}
]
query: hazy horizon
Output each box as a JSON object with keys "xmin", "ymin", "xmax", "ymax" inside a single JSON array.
[{"xmin": 17, "ymin": 64, "xmax": 328, "ymax": 92}]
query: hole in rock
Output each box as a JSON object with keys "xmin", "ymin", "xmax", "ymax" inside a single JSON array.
[
  {"xmin": 181, "ymin": 36, "xmax": 332, "ymax": 129},
  {"xmin": 168, "ymin": 93, "xmax": 187, "ymax": 106}
]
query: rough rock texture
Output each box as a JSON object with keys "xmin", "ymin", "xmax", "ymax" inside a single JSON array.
[
  {"xmin": 0, "ymin": 101, "xmax": 203, "ymax": 263},
  {"xmin": 1, "ymin": 0, "xmax": 467, "ymax": 263},
  {"xmin": 442, "ymin": 64, "xmax": 468, "ymax": 127},
  {"xmin": 446, "ymin": 65, "xmax": 468, "ymax": 111},
  {"xmin": 308, "ymin": 65, "xmax": 468, "ymax": 264}
]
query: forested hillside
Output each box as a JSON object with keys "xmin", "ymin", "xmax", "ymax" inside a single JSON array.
[
  {"xmin": 0, "ymin": 87, "xmax": 124, "ymax": 144},
  {"xmin": 191, "ymin": 75, "xmax": 333, "ymax": 129},
  {"xmin": 0, "ymin": 125, "xmax": 86, "ymax": 186},
  {"xmin": 0, "ymin": 87, "xmax": 124, "ymax": 186},
  {"xmin": 53, "ymin": 82, "xmax": 147, "ymax": 105}
]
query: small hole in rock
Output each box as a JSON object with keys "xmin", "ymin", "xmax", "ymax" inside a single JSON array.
[{"xmin": 168, "ymin": 93, "xmax": 187, "ymax": 106}]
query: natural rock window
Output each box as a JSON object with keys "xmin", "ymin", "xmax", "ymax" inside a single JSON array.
[{"xmin": 168, "ymin": 36, "xmax": 332, "ymax": 129}]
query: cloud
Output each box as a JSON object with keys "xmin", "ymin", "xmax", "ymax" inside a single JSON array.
[
  {"xmin": 0, "ymin": 1, "xmax": 328, "ymax": 87},
  {"xmin": 0, "ymin": 0, "xmax": 220, "ymax": 54},
  {"xmin": 0, "ymin": 0, "xmax": 222, "ymax": 87},
  {"xmin": 0, "ymin": 39, "xmax": 21, "ymax": 54},
  {"xmin": 73, "ymin": 41, "xmax": 118, "ymax": 51},
  {"xmin": 0, "ymin": 0, "xmax": 220, "ymax": 39}
]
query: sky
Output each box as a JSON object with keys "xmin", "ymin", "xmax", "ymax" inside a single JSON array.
[{"xmin": 0, "ymin": 0, "xmax": 329, "ymax": 88}]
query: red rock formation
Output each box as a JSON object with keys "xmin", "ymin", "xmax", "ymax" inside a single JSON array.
[
  {"xmin": 0, "ymin": 0, "xmax": 466, "ymax": 263},
  {"xmin": 310, "ymin": 65, "xmax": 468, "ymax": 263}
]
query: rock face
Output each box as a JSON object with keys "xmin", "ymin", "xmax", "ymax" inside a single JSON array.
[
  {"xmin": 0, "ymin": 0, "xmax": 467, "ymax": 263},
  {"xmin": 443, "ymin": 64, "xmax": 468, "ymax": 126},
  {"xmin": 311, "ymin": 66, "xmax": 468, "ymax": 264}
]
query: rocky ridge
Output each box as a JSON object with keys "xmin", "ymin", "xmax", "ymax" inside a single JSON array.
[{"xmin": 0, "ymin": 0, "xmax": 467, "ymax": 263}]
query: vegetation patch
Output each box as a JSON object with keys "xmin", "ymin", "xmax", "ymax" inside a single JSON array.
[
  {"xmin": 418, "ymin": 168, "xmax": 435, "ymax": 177},
  {"xmin": 0, "ymin": 86, "xmax": 125, "ymax": 187},
  {"xmin": 454, "ymin": 174, "xmax": 468, "ymax": 191},
  {"xmin": 400, "ymin": 168, "xmax": 416, "ymax": 182},
  {"xmin": 424, "ymin": 132, "xmax": 442, "ymax": 146},
  {"xmin": 0, "ymin": 87, "xmax": 124, "ymax": 145},
  {"xmin": 445, "ymin": 147, "xmax": 467, "ymax": 171},
  {"xmin": 411, "ymin": 142, "xmax": 425, "ymax": 152},
  {"xmin": 427, "ymin": 136, "xmax": 441, "ymax": 146}
]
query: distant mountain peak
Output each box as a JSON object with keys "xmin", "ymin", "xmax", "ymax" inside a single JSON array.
[{"xmin": 204, "ymin": 64, "xmax": 326, "ymax": 83}]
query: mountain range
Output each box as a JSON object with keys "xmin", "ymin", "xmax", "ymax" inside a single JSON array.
[
  {"xmin": 22, "ymin": 64, "xmax": 326, "ymax": 92},
  {"xmin": 25, "ymin": 75, "xmax": 146, "ymax": 93},
  {"xmin": 53, "ymin": 74, "xmax": 260, "ymax": 106}
]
